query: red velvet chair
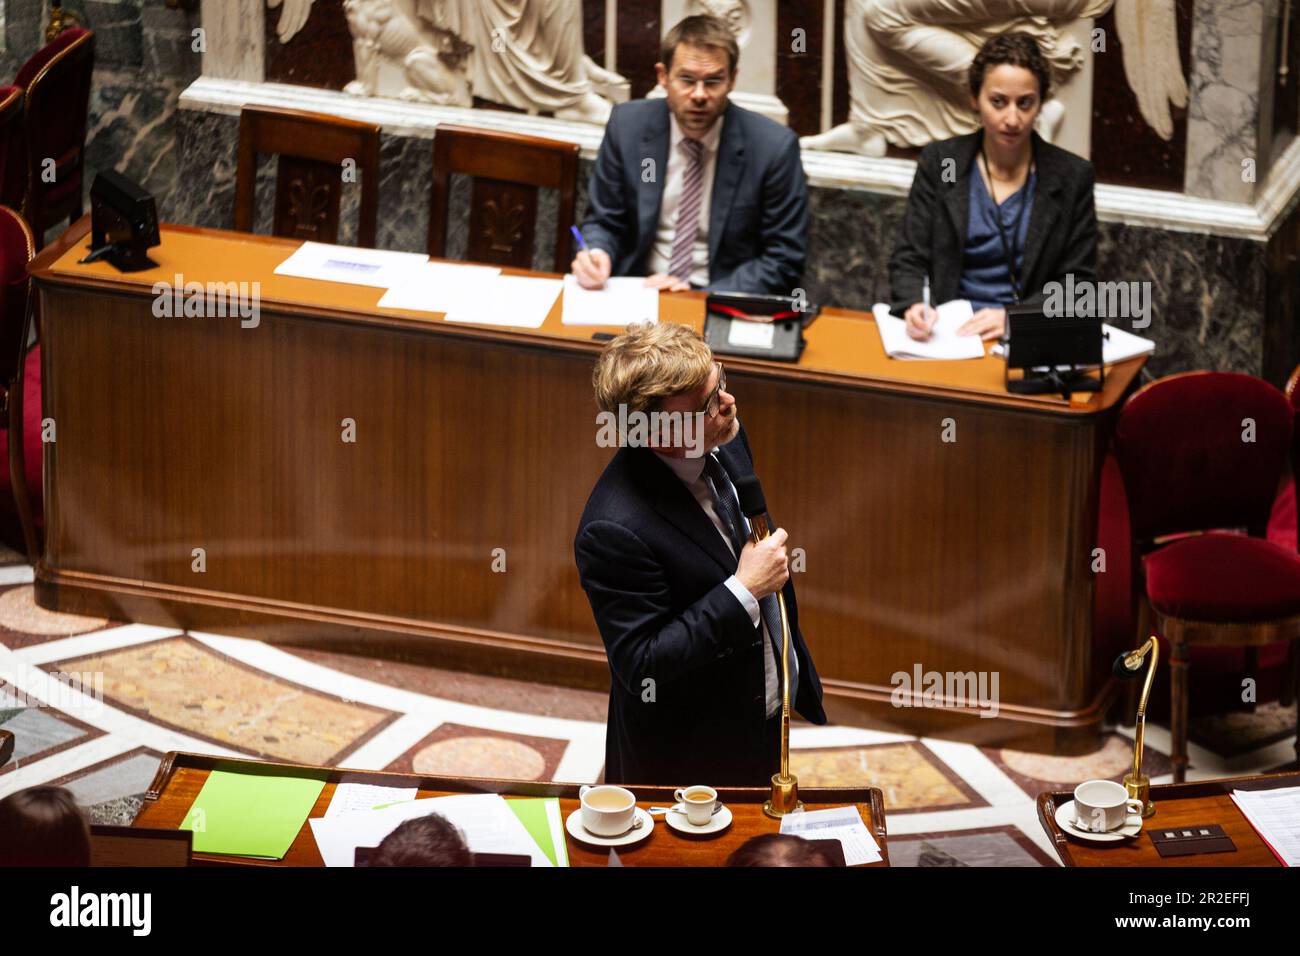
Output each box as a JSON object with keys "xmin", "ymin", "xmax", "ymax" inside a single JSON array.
[
  {"xmin": 0, "ymin": 205, "xmax": 40, "ymax": 559},
  {"xmin": 0, "ymin": 86, "xmax": 25, "ymax": 214},
  {"xmin": 14, "ymin": 27, "xmax": 94, "ymax": 248},
  {"xmin": 1113, "ymin": 371, "xmax": 1300, "ymax": 782}
]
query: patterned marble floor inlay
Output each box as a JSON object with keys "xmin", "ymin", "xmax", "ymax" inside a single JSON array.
[
  {"xmin": 0, "ymin": 551, "xmax": 1292, "ymax": 866},
  {"xmin": 792, "ymin": 741, "xmax": 984, "ymax": 812},
  {"xmin": 47, "ymin": 636, "xmax": 397, "ymax": 765},
  {"xmin": 386, "ymin": 722, "xmax": 566, "ymax": 781}
]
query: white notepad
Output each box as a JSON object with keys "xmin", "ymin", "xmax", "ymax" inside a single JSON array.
[
  {"xmin": 273, "ymin": 241, "xmax": 430, "ymax": 289},
  {"xmin": 561, "ymin": 274, "xmax": 659, "ymax": 326},
  {"xmin": 871, "ymin": 300, "xmax": 985, "ymax": 360}
]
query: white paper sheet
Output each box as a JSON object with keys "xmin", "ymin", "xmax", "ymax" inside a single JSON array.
[
  {"xmin": 779, "ymin": 805, "xmax": 883, "ymax": 866},
  {"xmin": 443, "ymin": 275, "xmax": 563, "ymax": 329},
  {"xmin": 872, "ymin": 301, "xmax": 985, "ymax": 361},
  {"xmin": 323, "ymin": 783, "xmax": 419, "ymax": 819},
  {"xmin": 1231, "ymin": 786, "xmax": 1300, "ymax": 866},
  {"xmin": 560, "ymin": 274, "xmax": 659, "ymax": 326},
  {"xmin": 308, "ymin": 793, "xmax": 551, "ymax": 867},
  {"xmin": 273, "ymin": 241, "xmax": 430, "ymax": 289},
  {"xmin": 728, "ymin": 320, "xmax": 776, "ymax": 349},
  {"xmin": 376, "ymin": 261, "xmax": 503, "ymax": 314}
]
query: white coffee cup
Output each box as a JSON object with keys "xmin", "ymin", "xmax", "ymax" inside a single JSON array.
[
  {"xmin": 674, "ymin": 785, "xmax": 718, "ymax": 826},
  {"xmin": 1073, "ymin": 779, "xmax": 1142, "ymax": 832},
  {"xmin": 578, "ymin": 785, "xmax": 639, "ymax": 836}
]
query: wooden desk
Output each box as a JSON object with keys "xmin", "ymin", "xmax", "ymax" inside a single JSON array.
[
  {"xmin": 30, "ymin": 219, "xmax": 1146, "ymax": 751},
  {"xmin": 1038, "ymin": 771, "xmax": 1298, "ymax": 866},
  {"xmin": 132, "ymin": 751, "xmax": 889, "ymax": 867}
]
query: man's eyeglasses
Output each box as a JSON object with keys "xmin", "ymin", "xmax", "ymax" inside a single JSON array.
[
  {"xmin": 670, "ymin": 74, "xmax": 728, "ymax": 93},
  {"xmin": 701, "ymin": 362, "xmax": 727, "ymax": 418}
]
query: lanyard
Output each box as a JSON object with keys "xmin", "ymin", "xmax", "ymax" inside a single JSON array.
[{"xmin": 979, "ymin": 146, "xmax": 1034, "ymax": 305}]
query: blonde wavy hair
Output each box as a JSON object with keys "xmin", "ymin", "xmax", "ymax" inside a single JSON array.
[{"xmin": 592, "ymin": 322, "xmax": 715, "ymax": 414}]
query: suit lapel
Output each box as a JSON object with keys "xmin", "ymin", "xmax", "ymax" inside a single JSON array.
[
  {"xmin": 1019, "ymin": 132, "xmax": 1062, "ymax": 291},
  {"xmin": 708, "ymin": 103, "xmax": 745, "ymax": 268},
  {"xmin": 632, "ymin": 449, "xmax": 737, "ymax": 574},
  {"xmin": 637, "ymin": 102, "xmax": 670, "ymax": 267},
  {"xmin": 941, "ymin": 132, "xmax": 981, "ymax": 246}
]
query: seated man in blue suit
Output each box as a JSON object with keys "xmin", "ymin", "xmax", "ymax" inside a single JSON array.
[{"xmin": 572, "ymin": 14, "xmax": 809, "ymax": 296}]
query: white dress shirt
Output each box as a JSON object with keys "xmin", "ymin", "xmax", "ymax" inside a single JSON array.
[
  {"xmin": 646, "ymin": 114, "xmax": 725, "ymax": 288},
  {"xmin": 661, "ymin": 448, "xmax": 784, "ymax": 718}
]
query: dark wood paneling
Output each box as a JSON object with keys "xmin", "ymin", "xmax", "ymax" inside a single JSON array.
[
  {"xmin": 31, "ymin": 219, "xmax": 1148, "ymax": 753},
  {"xmin": 264, "ymin": 0, "xmax": 355, "ymax": 90},
  {"xmin": 1264, "ymin": 195, "xmax": 1300, "ymax": 389},
  {"xmin": 1089, "ymin": 1, "xmax": 1193, "ymax": 191},
  {"xmin": 617, "ymin": 0, "xmax": 662, "ymax": 100},
  {"xmin": 832, "ymin": 0, "xmax": 849, "ymax": 128},
  {"xmin": 776, "ymin": 0, "xmax": 826, "ymax": 136},
  {"xmin": 583, "ymin": 0, "xmax": 605, "ymax": 66}
]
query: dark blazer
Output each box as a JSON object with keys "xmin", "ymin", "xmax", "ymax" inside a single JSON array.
[
  {"xmin": 580, "ymin": 98, "xmax": 809, "ymax": 295},
  {"xmin": 889, "ymin": 130, "xmax": 1097, "ymax": 316},
  {"xmin": 574, "ymin": 424, "xmax": 826, "ymax": 787}
]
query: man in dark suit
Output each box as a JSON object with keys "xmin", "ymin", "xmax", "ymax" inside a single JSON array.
[
  {"xmin": 574, "ymin": 323, "xmax": 826, "ymax": 787},
  {"xmin": 572, "ymin": 14, "xmax": 809, "ymax": 296}
]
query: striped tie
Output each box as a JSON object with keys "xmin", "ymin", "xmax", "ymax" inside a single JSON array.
[{"xmin": 669, "ymin": 137, "xmax": 705, "ymax": 282}]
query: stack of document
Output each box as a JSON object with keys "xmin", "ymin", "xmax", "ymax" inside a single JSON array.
[
  {"xmin": 1230, "ymin": 786, "xmax": 1300, "ymax": 866},
  {"xmin": 872, "ymin": 301, "xmax": 985, "ymax": 360},
  {"xmin": 308, "ymin": 792, "xmax": 568, "ymax": 867},
  {"xmin": 561, "ymin": 274, "xmax": 659, "ymax": 327},
  {"xmin": 274, "ymin": 241, "xmax": 431, "ymax": 289},
  {"xmin": 778, "ymin": 805, "xmax": 883, "ymax": 865}
]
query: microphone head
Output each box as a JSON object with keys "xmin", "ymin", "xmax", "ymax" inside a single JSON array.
[
  {"xmin": 1112, "ymin": 652, "xmax": 1141, "ymax": 679},
  {"xmin": 733, "ymin": 474, "xmax": 766, "ymax": 517}
]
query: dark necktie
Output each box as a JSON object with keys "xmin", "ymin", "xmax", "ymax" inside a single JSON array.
[
  {"xmin": 670, "ymin": 138, "xmax": 705, "ymax": 282},
  {"xmin": 703, "ymin": 455, "xmax": 799, "ymax": 699}
]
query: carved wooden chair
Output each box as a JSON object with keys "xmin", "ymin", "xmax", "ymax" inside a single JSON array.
[
  {"xmin": 428, "ymin": 125, "xmax": 579, "ymax": 272},
  {"xmin": 0, "ymin": 729, "xmax": 13, "ymax": 768},
  {"xmin": 14, "ymin": 27, "xmax": 94, "ymax": 248},
  {"xmin": 0, "ymin": 86, "xmax": 25, "ymax": 213},
  {"xmin": 234, "ymin": 105, "xmax": 381, "ymax": 247},
  {"xmin": 0, "ymin": 205, "xmax": 40, "ymax": 561}
]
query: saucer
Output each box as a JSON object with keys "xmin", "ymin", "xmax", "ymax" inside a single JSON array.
[
  {"xmin": 665, "ymin": 803, "xmax": 733, "ymax": 836},
  {"xmin": 1056, "ymin": 800, "xmax": 1142, "ymax": 843},
  {"xmin": 565, "ymin": 806, "xmax": 655, "ymax": 847}
]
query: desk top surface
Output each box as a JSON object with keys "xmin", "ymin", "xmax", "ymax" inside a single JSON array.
[
  {"xmin": 1038, "ymin": 771, "xmax": 1298, "ymax": 867},
  {"xmin": 31, "ymin": 219, "xmax": 1144, "ymax": 416},
  {"xmin": 132, "ymin": 751, "xmax": 889, "ymax": 867}
]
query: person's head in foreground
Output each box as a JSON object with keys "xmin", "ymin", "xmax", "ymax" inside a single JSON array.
[
  {"xmin": 968, "ymin": 31, "xmax": 1050, "ymax": 159},
  {"xmin": 593, "ymin": 322, "xmax": 738, "ymax": 459},
  {"xmin": 0, "ymin": 786, "xmax": 91, "ymax": 866},
  {"xmin": 368, "ymin": 813, "xmax": 474, "ymax": 867},
  {"xmin": 726, "ymin": 833, "xmax": 835, "ymax": 867},
  {"xmin": 656, "ymin": 14, "xmax": 738, "ymax": 139}
]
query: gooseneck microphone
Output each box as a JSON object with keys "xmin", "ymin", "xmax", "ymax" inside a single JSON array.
[{"xmin": 733, "ymin": 474, "xmax": 801, "ymax": 817}]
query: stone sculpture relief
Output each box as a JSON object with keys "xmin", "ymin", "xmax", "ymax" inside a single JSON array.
[
  {"xmin": 801, "ymin": 0, "xmax": 1188, "ymax": 157},
  {"xmin": 268, "ymin": 0, "xmax": 629, "ymax": 121}
]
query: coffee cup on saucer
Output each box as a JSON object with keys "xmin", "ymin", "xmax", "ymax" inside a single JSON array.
[
  {"xmin": 673, "ymin": 785, "xmax": 718, "ymax": 826},
  {"xmin": 1073, "ymin": 779, "xmax": 1142, "ymax": 833},
  {"xmin": 578, "ymin": 785, "xmax": 640, "ymax": 837}
]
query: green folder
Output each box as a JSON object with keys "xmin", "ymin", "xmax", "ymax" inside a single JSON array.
[
  {"xmin": 506, "ymin": 798, "xmax": 568, "ymax": 867},
  {"xmin": 180, "ymin": 767, "xmax": 327, "ymax": 859}
]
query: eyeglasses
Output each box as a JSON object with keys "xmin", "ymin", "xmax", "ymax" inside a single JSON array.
[
  {"xmin": 701, "ymin": 362, "xmax": 727, "ymax": 418},
  {"xmin": 669, "ymin": 73, "xmax": 728, "ymax": 93}
]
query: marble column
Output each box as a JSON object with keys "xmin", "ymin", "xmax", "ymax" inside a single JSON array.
[{"xmin": 1184, "ymin": 0, "xmax": 1279, "ymax": 203}]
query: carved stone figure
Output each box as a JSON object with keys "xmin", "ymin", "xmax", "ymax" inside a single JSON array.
[
  {"xmin": 801, "ymin": 0, "xmax": 1187, "ymax": 156},
  {"xmin": 268, "ymin": 0, "xmax": 628, "ymax": 121}
]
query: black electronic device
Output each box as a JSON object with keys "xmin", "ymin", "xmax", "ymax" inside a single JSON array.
[
  {"xmin": 80, "ymin": 169, "xmax": 161, "ymax": 272},
  {"xmin": 703, "ymin": 291, "xmax": 818, "ymax": 363},
  {"xmin": 1003, "ymin": 302, "xmax": 1104, "ymax": 399}
]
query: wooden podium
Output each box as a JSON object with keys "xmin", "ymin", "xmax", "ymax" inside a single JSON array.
[{"xmin": 29, "ymin": 219, "xmax": 1146, "ymax": 752}]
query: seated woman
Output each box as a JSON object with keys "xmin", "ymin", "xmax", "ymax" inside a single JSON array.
[{"xmin": 889, "ymin": 31, "xmax": 1097, "ymax": 342}]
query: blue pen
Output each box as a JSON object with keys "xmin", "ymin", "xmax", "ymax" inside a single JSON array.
[{"xmin": 570, "ymin": 225, "xmax": 588, "ymax": 251}]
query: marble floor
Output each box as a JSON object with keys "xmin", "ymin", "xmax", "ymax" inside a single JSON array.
[{"xmin": 0, "ymin": 548, "xmax": 1294, "ymax": 867}]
